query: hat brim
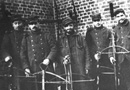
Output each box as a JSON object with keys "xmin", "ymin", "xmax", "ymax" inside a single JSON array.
[
  {"xmin": 12, "ymin": 18, "xmax": 25, "ymax": 22},
  {"xmin": 63, "ymin": 21, "xmax": 73, "ymax": 27},
  {"xmin": 28, "ymin": 21, "xmax": 38, "ymax": 24}
]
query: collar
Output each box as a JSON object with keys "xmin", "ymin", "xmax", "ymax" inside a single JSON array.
[
  {"xmin": 94, "ymin": 24, "xmax": 104, "ymax": 30},
  {"xmin": 61, "ymin": 32, "xmax": 79, "ymax": 38},
  {"xmin": 118, "ymin": 19, "xmax": 129, "ymax": 26}
]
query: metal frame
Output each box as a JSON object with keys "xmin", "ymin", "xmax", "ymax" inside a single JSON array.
[
  {"xmin": 33, "ymin": 62, "xmax": 94, "ymax": 90},
  {"xmin": 96, "ymin": 30, "xmax": 130, "ymax": 90}
]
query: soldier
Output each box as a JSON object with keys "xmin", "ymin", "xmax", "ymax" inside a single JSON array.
[
  {"xmin": 110, "ymin": 8, "xmax": 130, "ymax": 90},
  {"xmin": 86, "ymin": 13, "xmax": 114, "ymax": 90},
  {"xmin": 56, "ymin": 16, "xmax": 92, "ymax": 90},
  {"xmin": 0, "ymin": 10, "xmax": 12, "ymax": 90},
  {"xmin": 20, "ymin": 16, "xmax": 57, "ymax": 90},
  {"xmin": 1, "ymin": 14, "xmax": 25, "ymax": 90}
]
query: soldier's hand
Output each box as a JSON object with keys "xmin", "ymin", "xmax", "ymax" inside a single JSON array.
[
  {"xmin": 86, "ymin": 69, "xmax": 89, "ymax": 74},
  {"xmin": 94, "ymin": 53, "xmax": 100, "ymax": 61},
  {"xmin": 25, "ymin": 68, "xmax": 31, "ymax": 77},
  {"xmin": 110, "ymin": 57, "xmax": 116, "ymax": 64},
  {"xmin": 5, "ymin": 56, "xmax": 12, "ymax": 62},
  {"xmin": 42, "ymin": 59, "xmax": 50, "ymax": 65},
  {"xmin": 63, "ymin": 55, "xmax": 70, "ymax": 65}
]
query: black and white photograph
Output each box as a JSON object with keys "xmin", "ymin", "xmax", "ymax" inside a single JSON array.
[{"xmin": 0, "ymin": 0, "xmax": 129, "ymax": 90}]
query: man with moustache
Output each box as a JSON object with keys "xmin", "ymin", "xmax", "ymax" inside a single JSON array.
[
  {"xmin": 1, "ymin": 14, "xmax": 25, "ymax": 90},
  {"xmin": 56, "ymin": 16, "xmax": 92, "ymax": 90},
  {"xmin": 109, "ymin": 8, "xmax": 130, "ymax": 90},
  {"xmin": 86, "ymin": 13, "xmax": 114, "ymax": 90},
  {"xmin": 20, "ymin": 16, "xmax": 57, "ymax": 90}
]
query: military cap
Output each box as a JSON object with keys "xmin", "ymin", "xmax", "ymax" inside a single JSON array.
[
  {"xmin": 28, "ymin": 16, "xmax": 39, "ymax": 24},
  {"xmin": 62, "ymin": 16, "xmax": 74, "ymax": 27},
  {"xmin": 11, "ymin": 14, "xmax": 24, "ymax": 22},
  {"xmin": 91, "ymin": 13, "xmax": 101, "ymax": 21},
  {"xmin": 114, "ymin": 8, "xmax": 125, "ymax": 16}
]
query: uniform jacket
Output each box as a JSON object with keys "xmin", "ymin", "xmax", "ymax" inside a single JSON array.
[
  {"xmin": 1, "ymin": 30, "xmax": 24, "ymax": 67},
  {"xmin": 1, "ymin": 30, "xmax": 24, "ymax": 90},
  {"xmin": 86, "ymin": 26, "xmax": 112, "ymax": 76},
  {"xmin": 20, "ymin": 31, "xmax": 57, "ymax": 73},
  {"xmin": 57, "ymin": 33, "xmax": 91, "ymax": 90},
  {"xmin": 58, "ymin": 33, "xmax": 90, "ymax": 75},
  {"xmin": 114, "ymin": 21, "xmax": 130, "ymax": 64},
  {"xmin": 86, "ymin": 26, "xmax": 111, "ymax": 60}
]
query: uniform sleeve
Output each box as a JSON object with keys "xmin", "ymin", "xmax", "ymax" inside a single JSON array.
[
  {"xmin": 82, "ymin": 36, "xmax": 91, "ymax": 70},
  {"xmin": 1, "ymin": 34, "xmax": 11, "ymax": 59},
  {"xmin": 85, "ymin": 28, "xmax": 92, "ymax": 62},
  {"xmin": 20, "ymin": 36, "xmax": 29, "ymax": 69},
  {"xmin": 46, "ymin": 33, "xmax": 57, "ymax": 61}
]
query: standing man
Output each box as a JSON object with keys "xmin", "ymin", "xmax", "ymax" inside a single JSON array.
[
  {"xmin": 0, "ymin": 10, "xmax": 12, "ymax": 90},
  {"xmin": 86, "ymin": 13, "xmax": 114, "ymax": 90},
  {"xmin": 110, "ymin": 8, "xmax": 130, "ymax": 90},
  {"xmin": 1, "ymin": 14, "xmax": 25, "ymax": 90},
  {"xmin": 20, "ymin": 16, "xmax": 57, "ymax": 90},
  {"xmin": 56, "ymin": 16, "xmax": 92, "ymax": 90}
]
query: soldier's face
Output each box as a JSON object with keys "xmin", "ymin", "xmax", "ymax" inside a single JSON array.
[
  {"xmin": 28, "ymin": 24, "xmax": 37, "ymax": 31},
  {"xmin": 64, "ymin": 23, "xmax": 74, "ymax": 35},
  {"xmin": 93, "ymin": 20, "xmax": 102, "ymax": 28},
  {"xmin": 115, "ymin": 13, "xmax": 126, "ymax": 24},
  {"xmin": 12, "ymin": 21, "xmax": 23, "ymax": 31}
]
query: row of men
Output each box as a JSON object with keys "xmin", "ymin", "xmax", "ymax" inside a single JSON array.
[{"xmin": 0, "ymin": 8, "xmax": 130, "ymax": 90}]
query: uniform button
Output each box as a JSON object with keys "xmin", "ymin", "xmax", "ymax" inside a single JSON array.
[
  {"xmin": 33, "ymin": 49, "xmax": 35, "ymax": 51},
  {"xmin": 95, "ymin": 33, "xmax": 97, "ymax": 35},
  {"xmin": 41, "ymin": 43, "xmax": 43, "ymax": 44},
  {"xmin": 35, "ymin": 59, "xmax": 37, "ymax": 61},
  {"xmin": 42, "ymin": 53, "xmax": 44, "ymax": 55},
  {"xmin": 34, "ymin": 54, "xmax": 36, "ymax": 56},
  {"xmin": 31, "ymin": 40, "xmax": 33, "ymax": 42},
  {"xmin": 40, "ymin": 39, "xmax": 42, "ymax": 40},
  {"xmin": 32, "ymin": 45, "xmax": 34, "ymax": 47},
  {"xmin": 42, "ymin": 48, "xmax": 43, "ymax": 49}
]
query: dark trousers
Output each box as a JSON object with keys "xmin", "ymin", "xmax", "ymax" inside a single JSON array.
[
  {"xmin": 90, "ymin": 54, "xmax": 115, "ymax": 90},
  {"xmin": 119, "ymin": 59, "xmax": 130, "ymax": 90}
]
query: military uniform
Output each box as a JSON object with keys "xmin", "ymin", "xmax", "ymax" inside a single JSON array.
[
  {"xmin": 113, "ymin": 20, "xmax": 130, "ymax": 90},
  {"xmin": 20, "ymin": 31, "xmax": 57, "ymax": 90},
  {"xmin": 56, "ymin": 17, "xmax": 92, "ymax": 90},
  {"xmin": 108, "ymin": 8, "xmax": 130, "ymax": 90},
  {"xmin": 1, "ymin": 30, "xmax": 24, "ymax": 90},
  {"xmin": 57, "ymin": 33, "xmax": 92, "ymax": 90},
  {"xmin": 86, "ymin": 13, "xmax": 114, "ymax": 90},
  {"xmin": 86, "ymin": 26, "xmax": 112, "ymax": 67}
]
